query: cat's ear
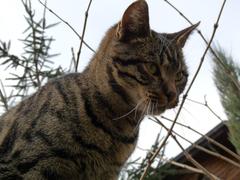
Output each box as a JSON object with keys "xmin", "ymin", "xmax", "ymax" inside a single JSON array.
[
  {"xmin": 172, "ymin": 22, "xmax": 200, "ymax": 47},
  {"xmin": 116, "ymin": 0, "xmax": 150, "ymax": 41}
]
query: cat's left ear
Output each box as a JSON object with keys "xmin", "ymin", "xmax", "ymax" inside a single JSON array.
[
  {"xmin": 116, "ymin": 0, "xmax": 150, "ymax": 41},
  {"xmin": 172, "ymin": 22, "xmax": 200, "ymax": 47}
]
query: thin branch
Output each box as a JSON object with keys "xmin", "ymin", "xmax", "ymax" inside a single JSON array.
[
  {"xmin": 140, "ymin": 1, "xmax": 227, "ymax": 179},
  {"xmin": 164, "ymin": 0, "xmax": 192, "ymax": 24},
  {"xmin": 174, "ymin": 138, "xmax": 219, "ymax": 180},
  {"xmin": 203, "ymin": 96, "xmax": 224, "ymax": 122},
  {"xmin": 152, "ymin": 117, "xmax": 240, "ymax": 169},
  {"xmin": 75, "ymin": 0, "xmax": 93, "ymax": 72},
  {"xmin": 38, "ymin": 0, "xmax": 95, "ymax": 53},
  {"xmin": 69, "ymin": 47, "xmax": 76, "ymax": 72},
  {"xmin": 150, "ymin": 117, "xmax": 220, "ymax": 180},
  {"xmin": 164, "ymin": 0, "xmax": 240, "ymax": 92},
  {"xmin": 169, "ymin": 160, "xmax": 204, "ymax": 174},
  {"xmin": 186, "ymin": 96, "xmax": 224, "ymax": 122},
  {"xmin": 194, "ymin": 144, "xmax": 240, "ymax": 168},
  {"xmin": 161, "ymin": 116, "xmax": 240, "ymax": 162},
  {"xmin": 161, "ymin": 157, "xmax": 205, "ymax": 174}
]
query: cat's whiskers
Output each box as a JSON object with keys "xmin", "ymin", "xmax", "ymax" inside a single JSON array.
[
  {"xmin": 146, "ymin": 99, "xmax": 152, "ymax": 117},
  {"xmin": 134, "ymin": 103, "xmax": 139, "ymax": 120},
  {"xmin": 150, "ymin": 100, "xmax": 155, "ymax": 115},
  {"xmin": 142, "ymin": 99, "xmax": 150, "ymax": 118},
  {"xmin": 113, "ymin": 98, "xmax": 146, "ymax": 121},
  {"xmin": 133, "ymin": 98, "xmax": 150, "ymax": 133}
]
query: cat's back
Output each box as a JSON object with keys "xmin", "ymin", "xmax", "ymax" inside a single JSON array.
[
  {"xmin": 0, "ymin": 73, "xmax": 90, "ymax": 179},
  {"xmin": 0, "ymin": 72, "xmax": 86, "ymax": 144},
  {"xmin": 0, "ymin": 71, "xmax": 122, "ymax": 180},
  {"xmin": 0, "ymin": 73, "xmax": 83, "ymax": 126}
]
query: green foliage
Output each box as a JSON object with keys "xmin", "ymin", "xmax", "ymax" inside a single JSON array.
[
  {"xmin": 0, "ymin": 0, "xmax": 64, "ymax": 110},
  {"xmin": 212, "ymin": 46, "xmax": 240, "ymax": 152}
]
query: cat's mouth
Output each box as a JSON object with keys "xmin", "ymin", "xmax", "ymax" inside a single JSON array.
[
  {"xmin": 146, "ymin": 100, "xmax": 178, "ymax": 115},
  {"xmin": 143, "ymin": 92, "xmax": 178, "ymax": 115}
]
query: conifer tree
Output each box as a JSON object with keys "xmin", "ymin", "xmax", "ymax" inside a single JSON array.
[{"xmin": 212, "ymin": 46, "xmax": 240, "ymax": 152}]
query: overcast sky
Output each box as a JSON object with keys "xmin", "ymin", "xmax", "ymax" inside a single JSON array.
[{"xmin": 0, "ymin": 0, "xmax": 239, "ymax": 159}]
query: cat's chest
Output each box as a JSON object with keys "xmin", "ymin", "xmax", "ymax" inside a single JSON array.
[
  {"xmin": 111, "ymin": 138, "xmax": 137, "ymax": 167},
  {"xmin": 82, "ymin": 141, "xmax": 136, "ymax": 180}
]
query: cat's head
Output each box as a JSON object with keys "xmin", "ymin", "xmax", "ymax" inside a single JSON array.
[{"xmin": 105, "ymin": 0, "xmax": 199, "ymax": 115}]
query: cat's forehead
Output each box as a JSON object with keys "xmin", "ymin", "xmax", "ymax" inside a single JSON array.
[
  {"xmin": 139, "ymin": 32, "xmax": 177, "ymax": 55},
  {"xmin": 155, "ymin": 33, "xmax": 175, "ymax": 47}
]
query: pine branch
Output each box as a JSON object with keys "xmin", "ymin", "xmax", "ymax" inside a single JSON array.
[
  {"xmin": 0, "ymin": 0, "xmax": 64, "ymax": 111},
  {"xmin": 212, "ymin": 46, "xmax": 240, "ymax": 153}
]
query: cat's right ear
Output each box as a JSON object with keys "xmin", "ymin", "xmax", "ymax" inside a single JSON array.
[{"xmin": 116, "ymin": 0, "xmax": 150, "ymax": 41}]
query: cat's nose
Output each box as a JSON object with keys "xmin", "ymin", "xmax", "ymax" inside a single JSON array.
[
  {"xmin": 166, "ymin": 90, "xmax": 177, "ymax": 103},
  {"xmin": 162, "ymin": 82, "xmax": 177, "ymax": 104}
]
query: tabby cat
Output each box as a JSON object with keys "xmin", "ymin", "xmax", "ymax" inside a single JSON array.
[{"xmin": 0, "ymin": 0, "xmax": 199, "ymax": 179}]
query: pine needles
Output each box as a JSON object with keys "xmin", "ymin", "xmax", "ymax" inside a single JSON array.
[
  {"xmin": 212, "ymin": 46, "xmax": 240, "ymax": 153},
  {"xmin": 0, "ymin": 0, "xmax": 64, "ymax": 109}
]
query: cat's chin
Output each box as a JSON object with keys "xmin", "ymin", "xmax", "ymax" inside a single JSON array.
[
  {"xmin": 148, "ymin": 105, "xmax": 177, "ymax": 116},
  {"xmin": 155, "ymin": 106, "xmax": 169, "ymax": 115},
  {"xmin": 166, "ymin": 100, "xmax": 179, "ymax": 109},
  {"xmin": 150, "ymin": 109, "xmax": 165, "ymax": 116},
  {"xmin": 151, "ymin": 101, "xmax": 178, "ymax": 115},
  {"xmin": 148, "ymin": 104, "xmax": 167, "ymax": 116}
]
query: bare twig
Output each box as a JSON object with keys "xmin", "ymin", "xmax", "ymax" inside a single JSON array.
[
  {"xmin": 161, "ymin": 116, "xmax": 240, "ymax": 162},
  {"xmin": 169, "ymin": 160, "xmax": 204, "ymax": 174},
  {"xmin": 164, "ymin": 0, "xmax": 192, "ymax": 24},
  {"xmin": 203, "ymin": 96, "xmax": 224, "ymax": 122},
  {"xmin": 38, "ymin": 0, "xmax": 95, "ymax": 53},
  {"xmin": 150, "ymin": 117, "xmax": 219, "ymax": 180},
  {"xmin": 160, "ymin": 156, "xmax": 205, "ymax": 174},
  {"xmin": 186, "ymin": 96, "xmax": 224, "ymax": 122},
  {"xmin": 151, "ymin": 117, "xmax": 240, "ymax": 169},
  {"xmin": 195, "ymin": 144, "xmax": 240, "ymax": 168},
  {"xmin": 75, "ymin": 0, "xmax": 93, "ymax": 72},
  {"xmin": 164, "ymin": 0, "xmax": 240, "ymax": 92},
  {"xmin": 140, "ymin": 1, "xmax": 227, "ymax": 179},
  {"xmin": 69, "ymin": 47, "xmax": 76, "ymax": 72},
  {"xmin": 175, "ymin": 140, "xmax": 219, "ymax": 180}
]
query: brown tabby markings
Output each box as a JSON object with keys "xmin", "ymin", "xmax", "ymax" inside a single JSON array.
[{"xmin": 0, "ymin": 0, "xmax": 198, "ymax": 179}]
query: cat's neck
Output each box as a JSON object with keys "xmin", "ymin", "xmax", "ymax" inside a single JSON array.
[
  {"xmin": 82, "ymin": 68, "xmax": 142, "ymax": 135},
  {"xmin": 80, "ymin": 25, "xmax": 144, "ymax": 136}
]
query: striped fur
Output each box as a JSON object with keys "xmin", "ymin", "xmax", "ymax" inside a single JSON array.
[{"xmin": 0, "ymin": 0, "xmax": 198, "ymax": 179}]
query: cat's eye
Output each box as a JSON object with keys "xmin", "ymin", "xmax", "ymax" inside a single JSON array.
[
  {"xmin": 175, "ymin": 71, "xmax": 184, "ymax": 82},
  {"xmin": 146, "ymin": 63, "xmax": 159, "ymax": 76}
]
